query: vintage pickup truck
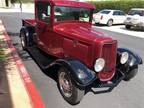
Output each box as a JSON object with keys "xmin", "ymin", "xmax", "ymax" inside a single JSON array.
[{"xmin": 20, "ymin": 0, "xmax": 142, "ymax": 105}]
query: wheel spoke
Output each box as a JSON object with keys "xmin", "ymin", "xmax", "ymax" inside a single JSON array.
[
  {"xmin": 20, "ymin": 32, "xmax": 26, "ymax": 48},
  {"xmin": 59, "ymin": 71, "xmax": 72, "ymax": 98}
]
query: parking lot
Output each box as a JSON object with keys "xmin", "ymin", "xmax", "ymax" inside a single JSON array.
[
  {"xmin": 95, "ymin": 25, "xmax": 144, "ymax": 38},
  {"xmin": 0, "ymin": 10, "xmax": 144, "ymax": 108}
]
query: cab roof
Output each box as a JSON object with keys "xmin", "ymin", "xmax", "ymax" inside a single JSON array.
[{"xmin": 36, "ymin": 0, "xmax": 95, "ymax": 9}]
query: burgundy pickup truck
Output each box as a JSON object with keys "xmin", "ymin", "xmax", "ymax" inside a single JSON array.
[{"xmin": 20, "ymin": 0, "xmax": 142, "ymax": 105}]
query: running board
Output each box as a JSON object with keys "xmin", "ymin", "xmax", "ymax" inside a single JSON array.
[{"xmin": 26, "ymin": 46, "xmax": 55, "ymax": 69}]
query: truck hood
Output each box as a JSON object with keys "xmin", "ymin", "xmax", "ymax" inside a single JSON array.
[{"xmin": 54, "ymin": 22, "xmax": 113, "ymax": 43}]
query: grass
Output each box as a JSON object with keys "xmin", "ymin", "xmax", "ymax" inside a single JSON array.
[
  {"xmin": 88, "ymin": 0, "xmax": 144, "ymax": 13},
  {"xmin": 11, "ymin": 0, "xmax": 34, "ymax": 3},
  {"xmin": 0, "ymin": 41, "xmax": 6, "ymax": 62}
]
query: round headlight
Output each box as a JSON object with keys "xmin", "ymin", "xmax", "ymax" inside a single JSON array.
[
  {"xmin": 120, "ymin": 52, "xmax": 129, "ymax": 64},
  {"xmin": 94, "ymin": 58, "xmax": 105, "ymax": 72}
]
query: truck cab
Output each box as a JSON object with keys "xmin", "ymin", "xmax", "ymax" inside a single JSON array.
[
  {"xmin": 20, "ymin": 0, "xmax": 142, "ymax": 105},
  {"xmin": 35, "ymin": 0, "xmax": 94, "ymax": 58}
]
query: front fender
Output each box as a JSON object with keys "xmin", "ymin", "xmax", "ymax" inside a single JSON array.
[
  {"xmin": 117, "ymin": 48, "xmax": 142, "ymax": 66},
  {"xmin": 54, "ymin": 59, "xmax": 96, "ymax": 87}
]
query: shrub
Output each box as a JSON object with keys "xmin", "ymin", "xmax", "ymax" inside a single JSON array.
[
  {"xmin": 88, "ymin": 0, "xmax": 144, "ymax": 13},
  {"xmin": 11, "ymin": 0, "xmax": 34, "ymax": 3}
]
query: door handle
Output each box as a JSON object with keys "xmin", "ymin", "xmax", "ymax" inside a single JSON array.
[{"xmin": 73, "ymin": 40, "xmax": 78, "ymax": 47}]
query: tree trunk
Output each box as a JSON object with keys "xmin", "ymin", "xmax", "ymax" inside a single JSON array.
[{"xmin": 5, "ymin": 0, "xmax": 9, "ymax": 7}]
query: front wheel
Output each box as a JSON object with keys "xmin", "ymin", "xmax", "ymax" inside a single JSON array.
[
  {"xmin": 58, "ymin": 67, "xmax": 85, "ymax": 105},
  {"xmin": 123, "ymin": 65, "xmax": 138, "ymax": 81},
  {"xmin": 125, "ymin": 25, "xmax": 131, "ymax": 29}
]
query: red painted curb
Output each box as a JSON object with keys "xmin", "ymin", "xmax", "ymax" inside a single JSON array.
[{"xmin": 2, "ymin": 24, "xmax": 45, "ymax": 108}]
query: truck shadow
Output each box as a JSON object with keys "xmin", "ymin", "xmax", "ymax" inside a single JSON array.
[{"xmin": 7, "ymin": 32, "xmax": 20, "ymax": 37}]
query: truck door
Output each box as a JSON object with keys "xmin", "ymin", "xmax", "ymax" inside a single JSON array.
[{"xmin": 36, "ymin": 2, "xmax": 51, "ymax": 51}]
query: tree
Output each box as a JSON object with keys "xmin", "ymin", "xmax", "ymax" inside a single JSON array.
[{"xmin": 5, "ymin": 0, "xmax": 9, "ymax": 7}]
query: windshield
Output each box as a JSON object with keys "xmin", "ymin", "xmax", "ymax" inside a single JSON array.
[
  {"xmin": 128, "ymin": 10, "xmax": 144, "ymax": 16},
  {"xmin": 54, "ymin": 6, "xmax": 91, "ymax": 22},
  {"xmin": 99, "ymin": 10, "xmax": 111, "ymax": 14}
]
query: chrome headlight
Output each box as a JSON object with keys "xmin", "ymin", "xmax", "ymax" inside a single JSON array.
[
  {"xmin": 120, "ymin": 52, "xmax": 129, "ymax": 64},
  {"xmin": 94, "ymin": 58, "xmax": 105, "ymax": 72}
]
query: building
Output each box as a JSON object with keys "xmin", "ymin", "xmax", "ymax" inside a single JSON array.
[{"xmin": 0, "ymin": 0, "xmax": 6, "ymax": 7}]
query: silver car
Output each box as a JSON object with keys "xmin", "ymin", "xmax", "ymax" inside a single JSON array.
[{"xmin": 124, "ymin": 8, "xmax": 144, "ymax": 29}]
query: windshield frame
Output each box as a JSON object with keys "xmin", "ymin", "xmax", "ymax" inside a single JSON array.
[
  {"xmin": 99, "ymin": 10, "xmax": 111, "ymax": 14},
  {"xmin": 128, "ymin": 9, "xmax": 144, "ymax": 16},
  {"xmin": 53, "ymin": 6, "xmax": 93, "ymax": 23}
]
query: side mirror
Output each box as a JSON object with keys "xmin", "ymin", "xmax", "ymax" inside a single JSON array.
[
  {"xmin": 42, "ymin": 13, "xmax": 50, "ymax": 23},
  {"xmin": 42, "ymin": 13, "xmax": 47, "ymax": 20}
]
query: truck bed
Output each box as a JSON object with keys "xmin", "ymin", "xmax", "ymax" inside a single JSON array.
[{"xmin": 22, "ymin": 19, "xmax": 36, "ymax": 27}]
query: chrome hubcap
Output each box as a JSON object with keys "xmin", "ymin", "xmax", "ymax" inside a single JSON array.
[
  {"xmin": 108, "ymin": 20, "xmax": 113, "ymax": 26},
  {"xmin": 59, "ymin": 71, "xmax": 72, "ymax": 98},
  {"xmin": 21, "ymin": 33, "xmax": 25, "ymax": 47}
]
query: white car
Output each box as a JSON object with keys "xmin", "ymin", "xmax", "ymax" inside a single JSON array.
[
  {"xmin": 93, "ymin": 9, "xmax": 126, "ymax": 26},
  {"xmin": 124, "ymin": 8, "xmax": 144, "ymax": 29}
]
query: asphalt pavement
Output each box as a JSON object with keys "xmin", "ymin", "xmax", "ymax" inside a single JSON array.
[
  {"xmin": 0, "ymin": 12, "xmax": 144, "ymax": 108},
  {"xmin": 96, "ymin": 25, "xmax": 144, "ymax": 39}
]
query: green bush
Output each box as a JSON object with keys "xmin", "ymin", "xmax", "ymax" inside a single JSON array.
[
  {"xmin": 11, "ymin": 0, "xmax": 34, "ymax": 3},
  {"xmin": 88, "ymin": 0, "xmax": 144, "ymax": 13}
]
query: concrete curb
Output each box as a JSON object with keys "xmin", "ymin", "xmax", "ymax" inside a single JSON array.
[
  {"xmin": 0, "ymin": 20, "xmax": 45, "ymax": 108},
  {"xmin": 0, "ymin": 3, "xmax": 34, "ymax": 13}
]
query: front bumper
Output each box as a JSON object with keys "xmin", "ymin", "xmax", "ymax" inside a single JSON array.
[
  {"xmin": 124, "ymin": 20, "xmax": 144, "ymax": 28},
  {"xmin": 91, "ymin": 69, "xmax": 125, "ymax": 94},
  {"xmin": 93, "ymin": 19, "xmax": 107, "ymax": 25}
]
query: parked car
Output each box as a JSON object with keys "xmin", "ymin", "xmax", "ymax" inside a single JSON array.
[
  {"xmin": 124, "ymin": 8, "xmax": 144, "ymax": 29},
  {"xmin": 93, "ymin": 9, "xmax": 126, "ymax": 26}
]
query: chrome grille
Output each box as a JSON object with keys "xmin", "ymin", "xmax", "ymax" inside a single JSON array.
[{"xmin": 102, "ymin": 41, "xmax": 117, "ymax": 72}]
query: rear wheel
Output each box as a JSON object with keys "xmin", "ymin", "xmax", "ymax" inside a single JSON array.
[
  {"xmin": 20, "ymin": 31, "xmax": 27, "ymax": 50},
  {"xmin": 107, "ymin": 19, "xmax": 113, "ymax": 26},
  {"xmin": 125, "ymin": 25, "xmax": 131, "ymax": 29},
  {"xmin": 123, "ymin": 65, "xmax": 138, "ymax": 81},
  {"xmin": 58, "ymin": 67, "xmax": 84, "ymax": 105}
]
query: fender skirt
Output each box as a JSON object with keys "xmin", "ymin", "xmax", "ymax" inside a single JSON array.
[
  {"xmin": 53, "ymin": 59, "xmax": 96, "ymax": 87},
  {"xmin": 117, "ymin": 48, "xmax": 143, "ymax": 67}
]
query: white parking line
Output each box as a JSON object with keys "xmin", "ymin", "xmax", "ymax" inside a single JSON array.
[{"xmin": 95, "ymin": 25, "xmax": 144, "ymax": 39}]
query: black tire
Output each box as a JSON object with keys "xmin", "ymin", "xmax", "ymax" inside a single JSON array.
[
  {"xmin": 58, "ymin": 67, "xmax": 85, "ymax": 105},
  {"xmin": 125, "ymin": 25, "xmax": 131, "ymax": 29},
  {"xmin": 123, "ymin": 65, "xmax": 138, "ymax": 81},
  {"xmin": 107, "ymin": 19, "xmax": 113, "ymax": 27},
  {"xmin": 20, "ymin": 31, "xmax": 27, "ymax": 50}
]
